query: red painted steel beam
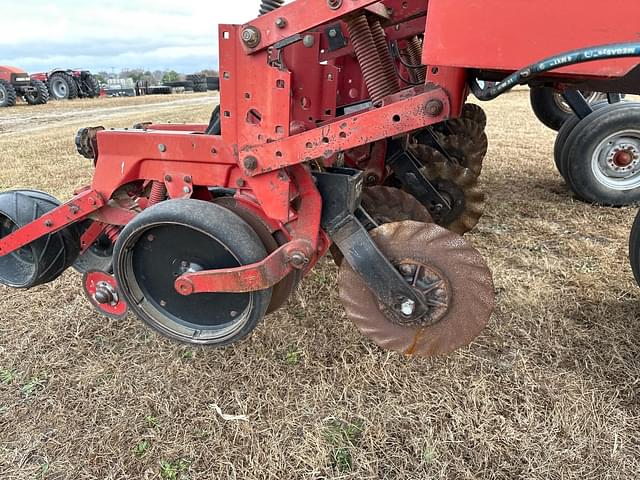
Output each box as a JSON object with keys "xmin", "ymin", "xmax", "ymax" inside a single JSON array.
[
  {"xmin": 242, "ymin": 0, "xmax": 381, "ymax": 53},
  {"xmin": 240, "ymin": 85, "xmax": 450, "ymax": 175},
  {"xmin": 174, "ymin": 239, "xmax": 313, "ymax": 296},
  {"xmin": 0, "ymin": 189, "xmax": 105, "ymax": 257}
]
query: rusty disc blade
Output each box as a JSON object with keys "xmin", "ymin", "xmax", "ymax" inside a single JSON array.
[
  {"xmin": 332, "ymin": 186, "xmax": 433, "ymax": 266},
  {"xmin": 361, "ymin": 186, "xmax": 434, "ymax": 225},
  {"xmin": 439, "ymin": 133, "xmax": 487, "ymax": 176},
  {"xmin": 461, "ymin": 103, "xmax": 487, "ymax": 130},
  {"xmin": 411, "ymin": 145, "xmax": 486, "ymax": 234},
  {"xmin": 338, "ymin": 221, "xmax": 495, "ymax": 357}
]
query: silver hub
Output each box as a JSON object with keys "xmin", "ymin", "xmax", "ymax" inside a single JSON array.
[
  {"xmin": 592, "ymin": 130, "xmax": 640, "ymax": 190},
  {"xmin": 0, "ymin": 89, "xmax": 5, "ymax": 103},
  {"xmin": 52, "ymin": 80, "xmax": 67, "ymax": 98}
]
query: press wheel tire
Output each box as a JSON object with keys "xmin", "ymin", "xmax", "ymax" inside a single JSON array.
[
  {"xmin": 0, "ymin": 80, "xmax": 17, "ymax": 107},
  {"xmin": 629, "ymin": 210, "xmax": 640, "ymax": 287},
  {"xmin": 48, "ymin": 72, "xmax": 78, "ymax": 100},
  {"xmin": 0, "ymin": 190, "xmax": 80, "ymax": 288},
  {"xmin": 553, "ymin": 101, "xmax": 611, "ymax": 177},
  {"xmin": 561, "ymin": 103, "xmax": 640, "ymax": 206},
  {"xmin": 23, "ymin": 80, "xmax": 49, "ymax": 105},
  {"xmin": 114, "ymin": 199, "xmax": 273, "ymax": 346}
]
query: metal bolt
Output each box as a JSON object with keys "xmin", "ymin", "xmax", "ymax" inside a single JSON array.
[
  {"xmin": 94, "ymin": 287, "xmax": 113, "ymax": 305},
  {"xmin": 236, "ymin": 178, "xmax": 246, "ymax": 188},
  {"xmin": 241, "ymin": 27, "xmax": 261, "ymax": 48},
  {"xmin": 183, "ymin": 175, "xmax": 192, "ymax": 184},
  {"xmin": 69, "ymin": 205, "xmax": 80, "ymax": 214},
  {"xmin": 275, "ymin": 17, "xmax": 287, "ymax": 29},
  {"xmin": 289, "ymin": 251, "xmax": 309, "ymax": 269},
  {"xmin": 365, "ymin": 174, "xmax": 379, "ymax": 185},
  {"xmin": 230, "ymin": 310, "xmax": 238, "ymax": 318},
  {"xmin": 303, "ymin": 35, "xmax": 315, "ymax": 48},
  {"xmin": 386, "ymin": 7, "xmax": 394, "ymax": 15},
  {"xmin": 165, "ymin": 174, "xmax": 172, "ymax": 182},
  {"xmin": 327, "ymin": 0, "xmax": 342, "ymax": 9},
  {"xmin": 399, "ymin": 264, "xmax": 413, "ymax": 276},
  {"xmin": 400, "ymin": 299, "xmax": 416, "ymax": 316},
  {"xmin": 158, "ymin": 144, "xmax": 167, "ymax": 152},
  {"xmin": 44, "ymin": 220, "xmax": 53, "ymax": 228},
  {"xmin": 244, "ymin": 156, "xmax": 258, "ymax": 171},
  {"xmin": 425, "ymin": 100, "xmax": 444, "ymax": 116},
  {"xmin": 328, "ymin": 29, "xmax": 338, "ymax": 38},
  {"xmin": 183, "ymin": 186, "xmax": 191, "ymax": 194}
]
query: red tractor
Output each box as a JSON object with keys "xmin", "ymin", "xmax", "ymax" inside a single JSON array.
[
  {"xmin": 1, "ymin": 0, "xmax": 640, "ymax": 357},
  {"xmin": 0, "ymin": 66, "xmax": 49, "ymax": 107},
  {"xmin": 31, "ymin": 68, "xmax": 100, "ymax": 100}
]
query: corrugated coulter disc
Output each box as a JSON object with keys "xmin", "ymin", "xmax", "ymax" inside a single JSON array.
[
  {"xmin": 461, "ymin": 103, "xmax": 488, "ymax": 130},
  {"xmin": 338, "ymin": 221, "xmax": 494, "ymax": 357},
  {"xmin": 438, "ymin": 133, "xmax": 487, "ymax": 176},
  {"xmin": 435, "ymin": 117, "xmax": 486, "ymax": 141},
  {"xmin": 412, "ymin": 145, "xmax": 485, "ymax": 235},
  {"xmin": 330, "ymin": 186, "xmax": 433, "ymax": 266}
]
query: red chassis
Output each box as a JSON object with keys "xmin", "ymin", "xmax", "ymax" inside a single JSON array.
[{"xmin": 1, "ymin": 0, "xmax": 640, "ymax": 317}]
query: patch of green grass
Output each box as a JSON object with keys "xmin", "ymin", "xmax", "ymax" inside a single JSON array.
[
  {"xmin": 160, "ymin": 458, "xmax": 191, "ymax": 480},
  {"xmin": 284, "ymin": 348, "xmax": 302, "ymax": 365},
  {"xmin": 180, "ymin": 350, "xmax": 195, "ymax": 361},
  {"xmin": 324, "ymin": 418, "xmax": 365, "ymax": 473},
  {"xmin": 0, "ymin": 368, "xmax": 18, "ymax": 384},
  {"xmin": 133, "ymin": 440, "xmax": 150, "ymax": 458},
  {"xmin": 37, "ymin": 462, "xmax": 49, "ymax": 479},
  {"xmin": 21, "ymin": 375, "xmax": 47, "ymax": 396},
  {"xmin": 145, "ymin": 415, "xmax": 159, "ymax": 429}
]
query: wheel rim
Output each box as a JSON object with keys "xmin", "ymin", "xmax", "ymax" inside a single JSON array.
[
  {"xmin": 0, "ymin": 88, "xmax": 5, "ymax": 103},
  {"xmin": 553, "ymin": 91, "xmax": 604, "ymax": 114},
  {"xmin": 52, "ymin": 79, "xmax": 67, "ymax": 98},
  {"xmin": 591, "ymin": 129, "xmax": 640, "ymax": 190},
  {"xmin": 118, "ymin": 221, "xmax": 256, "ymax": 343}
]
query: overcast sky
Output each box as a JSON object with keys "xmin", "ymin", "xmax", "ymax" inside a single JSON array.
[{"xmin": 0, "ymin": 0, "xmax": 272, "ymax": 74}]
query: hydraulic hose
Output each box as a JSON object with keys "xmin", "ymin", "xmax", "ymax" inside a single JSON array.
[{"xmin": 471, "ymin": 42, "xmax": 640, "ymax": 101}]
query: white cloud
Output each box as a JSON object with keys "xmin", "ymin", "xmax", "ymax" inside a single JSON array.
[{"xmin": 0, "ymin": 0, "xmax": 267, "ymax": 72}]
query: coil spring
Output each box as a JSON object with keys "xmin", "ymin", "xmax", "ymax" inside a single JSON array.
[
  {"xmin": 347, "ymin": 14, "xmax": 394, "ymax": 105},
  {"xmin": 105, "ymin": 225, "xmax": 121, "ymax": 244},
  {"xmin": 259, "ymin": 0, "xmax": 284, "ymax": 15},
  {"xmin": 368, "ymin": 18, "xmax": 399, "ymax": 96},
  {"xmin": 406, "ymin": 36, "xmax": 427, "ymax": 83},
  {"xmin": 148, "ymin": 181, "xmax": 167, "ymax": 206}
]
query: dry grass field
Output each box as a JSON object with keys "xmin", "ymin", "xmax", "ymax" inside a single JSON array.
[{"xmin": 0, "ymin": 91, "xmax": 639, "ymax": 479}]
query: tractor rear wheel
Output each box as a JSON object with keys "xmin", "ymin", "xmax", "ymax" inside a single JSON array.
[
  {"xmin": 0, "ymin": 190, "xmax": 80, "ymax": 288},
  {"xmin": 48, "ymin": 72, "xmax": 79, "ymax": 100},
  {"xmin": 0, "ymin": 80, "xmax": 17, "ymax": 107},
  {"xmin": 23, "ymin": 80, "xmax": 49, "ymax": 105},
  {"xmin": 82, "ymin": 73, "xmax": 100, "ymax": 98},
  {"xmin": 114, "ymin": 199, "xmax": 273, "ymax": 346},
  {"xmin": 561, "ymin": 103, "xmax": 640, "ymax": 205}
]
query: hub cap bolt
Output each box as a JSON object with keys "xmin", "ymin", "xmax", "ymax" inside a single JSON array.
[
  {"xmin": 400, "ymin": 298, "xmax": 416, "ymax": 316},
  {"xmin": 94, "ymin": 286, "xmax": 114, "ymax": 305}
]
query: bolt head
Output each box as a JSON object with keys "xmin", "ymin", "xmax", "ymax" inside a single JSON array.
[
  {"xmin": 94, "ymin": 286, "xmax": 114, "ymax": 305},
  {"xmin": 425, "ymin": 100, "xmax": 444, "ymax": 116},
  {"xmin": 303, "ymin": 35, "xmax": 315, "ymax": 48},
  {"xmin": 244, "ymin": 156, "xmax": 259, "ymax": 171},
  {"xmin": 275, "ymin": 17, "xmax": 287, "ymax": 28},
  {"xmin": 328, "ymin": 29, "xmax": 338, "ymax": 38},
  {"xmin": 400, "ymin": 299, "xmax": 416, "ymax": 316},
  {"xmin": 158, "ymin": 144, "xmax": 167, "ymax": 152},
  {"xmin": 241, "ymin": 27, "xmax": 261, "ymax": 48}
]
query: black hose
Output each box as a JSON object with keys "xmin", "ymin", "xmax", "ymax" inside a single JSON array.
[
  {"xmin": 471, "ymin": 42, "xmax": 640, "ymax": 101},
  {"xmin": 259, "ymin": 0, "xmax": 285, "ymax": 15}
]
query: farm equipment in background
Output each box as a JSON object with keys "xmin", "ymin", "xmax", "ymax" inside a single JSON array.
[
  {"xmin": 31, "ymin": 68, "xmax": 100, "ymax": 100},
  {"xmin": 1, "ymin": 0, "xmax": 640, "ymax": 357},
  {"xmin": 0, "ymin": 65, "xmax": 49, "ymax": 107},
  {"xmin": 530, "ymin": 87, "xmax": 608, "ymax": 131}
]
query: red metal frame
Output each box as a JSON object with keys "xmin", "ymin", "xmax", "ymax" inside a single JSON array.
[{"xmin": 2, "ymin": 0, "xmax": 640, "ymax": 304}]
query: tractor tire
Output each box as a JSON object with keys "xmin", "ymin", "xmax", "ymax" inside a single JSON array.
[
  {"xmin": 0, "ymin": 80, "xmax": 17, "ymax": 107},
  {"xmin": 23, "ymin": 79, "xmax": 49, "ymax": 105},
  {"xmin": 629, "ymin": 210, "xmax": 640, "ymax": 287},
  {"xmin": 82, "ymin": 73, "xmax": 100, "ymax": 98},
  {"xmin": 48, "ymin": 72, "xmax": 79, "ymax": 100},
  {"xmin": 561, "ymin": 102, "xmax": 640, "ymax": 206},
  {"xmin": 530, "ymin": 87, "xmax": 607, "ymax": 131},
  {"xmin": 553, "ymin": 101, "xmax": 612, "ymax": 177}
]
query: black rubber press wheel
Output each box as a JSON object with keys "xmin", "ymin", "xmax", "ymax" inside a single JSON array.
[{"xmin": 114, "ymin": 199, "xmax": 273, "ymax": 346}]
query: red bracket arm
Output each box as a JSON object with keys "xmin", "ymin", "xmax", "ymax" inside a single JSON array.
[
  {"xmin": 174, "ymin": 239, "xmax": 313, "ymax": 296},
  {"xmin": 0, "ymin": 189, "xmax": 105, "ymax": 257}
]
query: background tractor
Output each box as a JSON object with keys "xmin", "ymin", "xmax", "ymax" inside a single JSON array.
[
  {"xmin": 0, "ymin": 65, "xmax": 49, "ymax": 107},
  {"xmin": 31, "ymin": 68, "xmax": 100, "ymax": 100}
]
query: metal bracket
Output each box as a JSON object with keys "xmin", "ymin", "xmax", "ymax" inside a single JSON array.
[
  {"xmin": 562, "ymin": 90, "xmax": 593, "ymax": 119},
  {"xmin": 313, "ymin": 168, "xmax": 428, "ymax": 320},
  {"xmin": 325, "ymin": 24, "xmax": 347, "ymax": 52},
  {"xmin": 385, "ymin": 139, "xmax": 452, "ymax": 218}
]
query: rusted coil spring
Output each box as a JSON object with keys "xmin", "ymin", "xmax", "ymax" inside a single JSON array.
[
  {"xmin": 347, "ymin": 14, "xmax": 397, "ymax": 105},
  {"xmin": 369, "ymin": 18, "xmax": 399, "ymax": 96},
  {"xmin": 405, "ymin": 36, "xmax": 427, "ymax": 83},
  {"xmin": 259, "ymin": 0, "xmax": 284, "ymax": 15},
  {"xmin": 105, "ymin": 181, "xmax": 167, "ymax": 244}
]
